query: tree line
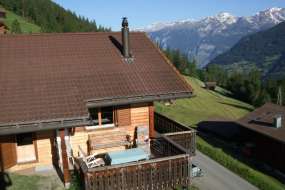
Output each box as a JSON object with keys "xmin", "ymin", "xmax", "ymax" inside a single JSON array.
[
  {"xmin": 162, "ymin": 47, "xmax": 285, "ymax": 107},
  {"xmin": 0, "ymin": 0, "xmax": 110, "ymax": 33}
]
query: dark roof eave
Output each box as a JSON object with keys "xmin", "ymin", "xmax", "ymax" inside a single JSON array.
[
  {"xmin": 0, "ymin": 92, "xmax": 192, "ymax": 136},
  {"xmin": 86, "ymin": 92, "xmax": 193, "ymax": 108},
  {"xmin": 0, "ymin": 116, "xmax": 90, "ymax": 136}
]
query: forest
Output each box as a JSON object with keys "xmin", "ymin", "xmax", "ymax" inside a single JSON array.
[
  {"xmin": 163, "ymin": 47, "xmax": 285, "ymax": 107},
  {"xmin": 0, "ymin": 0, "xmax": 110, "ymax": 32}
]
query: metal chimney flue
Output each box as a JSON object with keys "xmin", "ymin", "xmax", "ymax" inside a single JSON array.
[{"xmin": 122, "ymin": 17, "xmax": 130, "ymax": 58}]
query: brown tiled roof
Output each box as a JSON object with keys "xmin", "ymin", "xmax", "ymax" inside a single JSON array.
[
  {"xmin": 237, "ymin": 103, "xmax": 285, "ymax": 143},
  {"xmin": 0, "ymin": 32, "xmax": 192, "ymax": 126}
]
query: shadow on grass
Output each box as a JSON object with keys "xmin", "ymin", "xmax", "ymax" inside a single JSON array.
[
  {"xmin": 0, "ymin": 172, "xmax": 12, "ymax": 190},
  {"xmin": 198, "ymin": 132, "xmax": 285, "ymax": 185}
]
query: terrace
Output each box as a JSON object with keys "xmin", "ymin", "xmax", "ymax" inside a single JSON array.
[{"xmin": 74, "ymin": 113, "xmax": 196, "ymax": 190}]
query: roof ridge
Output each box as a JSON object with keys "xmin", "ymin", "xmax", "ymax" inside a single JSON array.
[{"xmin": 0, "ymin": 31, "xmax": 146, "ymax": 38}]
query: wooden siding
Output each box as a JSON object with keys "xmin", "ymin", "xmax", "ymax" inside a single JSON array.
[
  {"xmin": 117, "ymin": 105, "xmax": 131, "ymax": 127},
  {"xmin": 8, "ymin": 131, "xmax": 54, "ymax": 171},
  {"xmin": 0, "ymin": 135, "xmax": 17, "ymax": 171},
  {"xmin": 71, "ymin": 103, "xmax": 150, "ymax": 156},
  {"xmin": 36, "ymin": 131, "xmax": 54, "ymax": 165},
  {"xmin": 131, "ymin": 103, "xmax": 149, "ymax": 127}
]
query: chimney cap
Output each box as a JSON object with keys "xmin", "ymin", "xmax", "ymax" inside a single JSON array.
[{"xmin": 122, "ymin": 17, "xmax": 128, "ymax": 27}]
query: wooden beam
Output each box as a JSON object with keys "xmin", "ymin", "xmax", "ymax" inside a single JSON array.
[
  {"xmin": 59, "ymin": 129, "xmax": 71, "ymax": 188},
  {"xmin": 98, "ymin": 108, "xmax": 102, "ymax": 126},
  {"xmin": 149, "ymin": 102, "xmax": 155, "ymax": 138}
]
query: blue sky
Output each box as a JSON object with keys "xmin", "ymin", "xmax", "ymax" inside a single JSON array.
[{"xmin": 53, "ymin": 0, "xmax": 285, "ymax": 31}]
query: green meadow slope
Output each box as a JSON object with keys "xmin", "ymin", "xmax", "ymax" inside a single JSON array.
[
  {"xmin": 155, "ymin": 76, "xmax": 254, "ymax": 126},
  {"xmin": 156, "ymin": 77, "xmax": 285, "ymax": 190},
  {"xmin": 1, "ymin": 6, "xmax": 41, "ymax": 33}
]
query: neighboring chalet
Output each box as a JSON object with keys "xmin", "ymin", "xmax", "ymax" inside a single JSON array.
[
  {"xmin": 0, "ymin": 18, "xmax": 196, "ymax": 189},
  {"xmin": 204, "ymin": 82, "xmax": 217, "ymax": 91},
  {"xmin": 237, "ymin": 103, "xmax": 285, "ymax": 173},
  {"xmin": 0, "ymin": 8, "xmax": 8, "ymax": 34}
]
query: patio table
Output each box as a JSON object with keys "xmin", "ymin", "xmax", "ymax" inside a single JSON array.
[{"xmin": 107, "ymin": 147, "xmax": 149, "ymax": 165}]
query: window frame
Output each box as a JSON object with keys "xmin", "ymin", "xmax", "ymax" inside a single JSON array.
[{"xmin": 86, "ymin": 107, "xmax": 115, "ymax": 130}]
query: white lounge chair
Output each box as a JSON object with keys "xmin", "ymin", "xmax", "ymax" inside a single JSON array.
[{"xmin": 78, "ymin": 146, "xmax": 105, "ymax": 168}]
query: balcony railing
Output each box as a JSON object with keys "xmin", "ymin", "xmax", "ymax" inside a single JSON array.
[
  {"xmin": 75, "ymin": 135, "xmax": 192, "ymax": 190},
  {"xmin": 154, "ymin": 112, "xmax": 196, "ymax": 156},
  {"xmin": 74, "ymin": 112, "xmax": 196, "ymax": 190}
]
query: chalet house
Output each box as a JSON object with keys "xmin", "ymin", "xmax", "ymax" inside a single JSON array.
[
  {"xmin": 237, "ymin": 103, "xmax": 285, "ymax": 174},
  {"xmin": 204, "ymin": 82, "xmax": 217, "ymax": 91},
  {"xmin": 0, "ymin": 18, "xmax": 196, "ymax": 189},
  {"xmin": 0, "ymin": 8, "xmax": 5, "ymax": 18}
]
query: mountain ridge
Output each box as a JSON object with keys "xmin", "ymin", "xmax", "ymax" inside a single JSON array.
[
  {"xmin": 209, "ymin": 21, "xmax": 285, "ymax": 79},
  {"xmin": 143, "ymin": 7, "xmax": 285, "ymax": 67}
]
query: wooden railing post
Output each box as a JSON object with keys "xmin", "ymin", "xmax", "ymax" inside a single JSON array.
[
  {"xmin": 59, "ymin": 129, "xmax": 71, "ymax": 188},
  {"xmin": 149, "ymin": 103, "xmax": 155, "ymax": 138}
]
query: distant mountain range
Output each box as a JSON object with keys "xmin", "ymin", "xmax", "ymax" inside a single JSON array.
[
  {"xmin": 209, "ymin": 21, "xmax": 285, "ymax": 79},
  {"xmin": 142, "ymin": 7, "xmax": 285, "ymax": 68}
]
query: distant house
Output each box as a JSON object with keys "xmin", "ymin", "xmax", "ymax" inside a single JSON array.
[
  {"xmin": 237, "ymin": 103, "xmax": 285, "ymax": 173},
  {"xmin": 205, "ymin": 81, "xmax": 217, "ymax": 90},
  {"xmin": 0, "ymin": 8, "xmax": 8, "ymax": 34},
  {"xmin": 0, "ymin": 8, "xmax": 6, "ymax": 18},
  {"xmin": 0, "ymin": 18, "xmax": 196, "ymax": 189}
]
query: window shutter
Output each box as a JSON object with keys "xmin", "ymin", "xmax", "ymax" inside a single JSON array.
[
  {"xmin": 0, "ymin": 135, "xmax": 17, "ymax": 171},
  {"xmin": 116, "ymin": 105, "xmax": 131, "ymax": 127}
]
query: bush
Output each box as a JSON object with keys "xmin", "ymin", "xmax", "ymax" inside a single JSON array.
[{"xmin": 69, "ymin": 170, "xmax": 84, "ymax": 190}]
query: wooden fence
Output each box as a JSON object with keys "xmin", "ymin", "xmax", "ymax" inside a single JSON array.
[
  {"xmin": 155, "ymin": 113, "xmax": 196, "ymax": 156},
  {"xmin": 74, "ymin": 113, "xmax": 196, "ymax": 190},
  {"xmin": 154, "ymin": 113, "xmax": 191, "ymax": 133},
  {"xmin": 84, "ymin": 155, "xmax": 191, "ymax": 190}
]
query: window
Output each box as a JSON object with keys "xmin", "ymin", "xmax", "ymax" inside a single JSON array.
[
  {"xmin": 87, "ymin": 107, "xmax": 114, "ymax": 129},
  {"xmin": 17, "ymin": 133, "xmax": 33, "ymax": 146},
  {"xmin": 16, "ymin": 133, "xmax": 37, "ymax": 163},
  {"xmin": 90, "ymin": 108, "xmax": 99, "ymax": 126},
  {"xmin": 101, "ymin": 107, "xmax": 113, "ymax": 125}
]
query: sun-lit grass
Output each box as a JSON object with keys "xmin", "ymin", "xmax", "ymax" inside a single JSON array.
[
  {"xmin": 3, "ymin": 173, "xmax": 64, "ymax": 190},
  {"xmin": 155, "ymin": 76, "xmax": 254, "ymax": 127},
  {"xmin": 156, "ymin": 76, "xmax": 285, "ymax": 190}
]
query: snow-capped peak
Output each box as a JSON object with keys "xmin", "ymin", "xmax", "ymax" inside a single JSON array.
[
  {"xmin": 215, "ymin": 12, "xmax": 236, "ymax": 23},
  {"xmin": 255, "ymin": 7, "xmax": 285, "ymax": 24},
  {"xmin": 217, "ymin": 12, "xmax": 234, "ymax": 19},
  {"xmin": 141, "ymin": 7, "xmax": 285, "ymax": 32},
  {"xmin": 268, "ymin": 7, "xmax": 283, "ymax": 12}
]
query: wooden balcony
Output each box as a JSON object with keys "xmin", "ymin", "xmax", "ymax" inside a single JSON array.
[
  {"xmin": 75, "ymin": 112, "xmax": 196, "ymax": 190},
  {"xmin": 155, "ymin": 112, "xmax": 196, "ymax": 157}
]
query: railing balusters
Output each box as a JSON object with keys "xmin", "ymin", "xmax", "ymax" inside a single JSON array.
[{"xmin": 74, "ymin": 112, "xmax": 197, "ymax": 190}]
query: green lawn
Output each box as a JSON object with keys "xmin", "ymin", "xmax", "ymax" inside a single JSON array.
[
  {"xmin": 156, "ymin": 76, "xmax": 285, "ymax": 190},
  {"xmin": 1, "ymin": 6, "xmax": 41, "ymax": 33},
  {"xmin": 155, "ymin": 76, "xmax": 253, "ymax": 127},
  {"xmin": 1, "ymin": 173, "xmax": 64, "ymax": 190}
]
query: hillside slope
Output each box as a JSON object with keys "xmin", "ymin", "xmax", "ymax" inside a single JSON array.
[
  {"xmin": 210, "ymin": 21, "xmax": 285, "ymax": 79},
  {"xmin": 2, "ymin": 7, "xmax": 41, "ymax": 33},
  {"xmin": 0, "ymin": 0, "xmax": 109, "ymax": 32},
  {"xmin": 155, "ymin": 77, "xmax": 253, "ymax": 126}
]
